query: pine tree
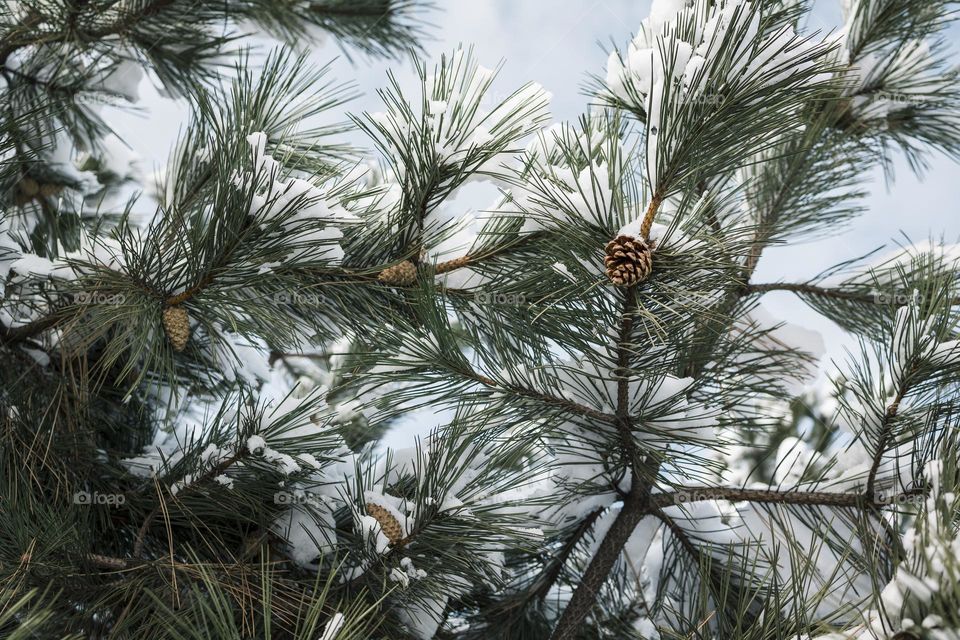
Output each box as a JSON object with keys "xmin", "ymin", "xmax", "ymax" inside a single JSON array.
[{"xmin": 2, "ymin": 1, "xmax": 960, "ymax": 639}]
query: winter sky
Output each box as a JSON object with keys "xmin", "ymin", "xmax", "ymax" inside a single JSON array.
[{"xmin": 110, "ymin": 0, "xmax": 960, "ymax": 424}]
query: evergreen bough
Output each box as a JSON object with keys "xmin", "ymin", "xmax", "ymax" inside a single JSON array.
[{"xmin": 2, "ymin": 1, "xmax": 960, "ymax": 639}]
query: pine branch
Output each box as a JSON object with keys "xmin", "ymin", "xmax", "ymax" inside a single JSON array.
[
  {"xmin": 0, "ymin": 12, "xmax": 44, "ymax": 66},
  {"xmin": 548, "ymin": 480, "xmax": 924, "ymax": 638},
  {"xmin": 549, "ymin": 483, "xmax": 649, "ymax": 640},
  {"xmin": 85, "ymin": 553, "xmax": 130, "ymax": 571},
  {"xmin": 133, "ymin": 449, "xmax": 246, "ymax": 557},
  {"xmin": 85, "ymin": 0, "xmax": 178, "ymax": 39},
  {"xmin": 0, "ymin": 313, "xmax": 62, "ymax": 346},
  {"xmin": 433, "ymin": 232, "xmax": 545, "ymax": 275},
  {"xmin": 682, "ymin": 118, "xmax": 851, "ymax": 377},
  {"xmin": 649, "ymin": 506, "xmax": 702, "ymax": 565},
  {"xmin": 0, "ymin": 0, "xmax": 176, "ymax": 64},
  {"xmin": 649, "ymin": 487, "xmax": 925, "ymax": 509},
  {"xmin": 463, "ymin": 368, "xmax": 619, "ymax": 425},
  {"xmin": 748, "ymin": 282, "xmax": 876, "ymax": 302},
  {"xmin": 865, "ymin": 377, "xmax": 911, "ymax": 499},
  {"xmin": 531, "ymin": 508, "xmax": 606, "ymax": 601},
  {"xmin": 550, "ymin": 287, "xmax": 656, "ymax": 640},
  {"xmin": 747, "ymin": 282, "xmax": 960, "ymax": 306},
  {"xmin": 639, "ymin": 191, "xmax": 664, "ymax": 243}
]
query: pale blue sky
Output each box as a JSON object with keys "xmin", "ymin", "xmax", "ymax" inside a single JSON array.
[{"xmin": 111, "ymin": 0, "xmax": 960, "ymax": 373}]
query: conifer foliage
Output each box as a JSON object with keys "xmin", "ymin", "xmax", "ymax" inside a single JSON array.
[{"xmin": 2, "ymin": 1, "xmax": 960, "ymax": 638}]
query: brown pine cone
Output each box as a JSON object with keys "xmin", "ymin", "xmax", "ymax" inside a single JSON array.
[
  {"xmin": 39, "ymin": 183, "xmax": 63, "ymax": 197},
  {"xmin": 378, "ymin": 260, "xmax": 418, "ymax": 287},
  {"xmin": 162, "ymin": 305, "xmax": 191, "ymax": 352},
  {"xmin": 604, "ymin": 234, "xmax": 653, "ymax": 287},
  {"xmin": 18, "ymin": 177, "xmax": 39, "ymax": 197},
  {"xmin": 366, "ymin": 502, "xmax": 404, "ymax": 544}
]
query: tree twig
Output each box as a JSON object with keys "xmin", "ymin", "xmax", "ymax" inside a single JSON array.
[
  {"xmin": 640, "ymin": 191, "xmax": 664, "ymax": 242},
  {"xmin": 0, "ymin": 312, "xmax": 64, "ymax": 346},
  {"xmin": 551, "ymin": 287, "xmax": 656, "ymax": 640},
  {"xmin": 433, "ymin": 232, "xmax": 545, "ymax": 275},
  {"xmin": 531, "ymin": 508, "xmax": 605, "ymax": 601},
  {"xmin": 133, "ymin": 450, "xmax": 244, "ymax": 558},
  {"xmin": 747, "ymin": 282, "xmax": 960, "ymax": 306},
  {"xmin": 550, "ymin": 484, "xmax": 650, "ymax": 640},
  {"xmin": 461, "ymin": 368, "xmax": 620, "ymax": 425},
  {"xmin": 649, "ymin": 486, "xmax": 925, "ymax": 509},
  {"xmin": 866, "ymin": 378, "xmax": 911, "ymax": 500}
]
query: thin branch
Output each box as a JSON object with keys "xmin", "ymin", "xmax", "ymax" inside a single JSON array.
[
  {"xmin": 649, "ymin": 507, "xmax": 702, "ymax": 562},
  {"xmin": 550, "ymin": 485, "xmax": 649, "ymax": 640},
  {"xmin": 86, "ymin": 0, "xmax": 177, "ymax": 39},
  {"xmin": 0, "ymin": 12, "xmax": 44, "ymax": 66},
  {"xmin": 0, "ymin": 311, "xmax": 64, "ymax": 346},
  {"xmin": 639, "ymin": 191, "xmax": 664, "ymax": 242},
  {"xmin": 531, "ymin": 508, "xmax": 605, "ymax": 601},
  {"xmin": 462, "ymin": 368, "xmax": 619, "ymax": 425},
  {"xmin": 133, "ymin": 450, "xmax": 245, "ymax": 557},
  {"xmin": 747, "ymin": 282, "xmax": 878, "ymax": 302},
  {"xmin": 551, "ymin": 286, "xmax": 656, "ymax": 640},
  {"xmin": 0, "ymin": 0, "xmax": 176, "ymax": 65},
  {"xmin": 748, "ymin": 282, "xmax": 960, "ymax": 306},
  {"xmin": 85, "ymin": 553, "xmax": 130, "ymax": 570},
  {"xmin": 866, "ymin": 379, "xmax": 910, "ymax": 500},
  {"xmin": 649, "ymin": 486, "xmax": 925, "ymax": 509},
  {"xmin": 433, "ymin": 232, "xmax": 544, "ymax": 275}
]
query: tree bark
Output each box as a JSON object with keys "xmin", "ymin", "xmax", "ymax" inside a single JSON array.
[{"xmin": 549, "ymin": 482, "xmax": 648, "ymax": 640}]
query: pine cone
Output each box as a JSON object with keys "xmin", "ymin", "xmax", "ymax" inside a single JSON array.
[
  {"xmin": 604, "ymin": 234, "xmax": 653, "ymax": 287},
  {"xmin": 162, "ymin": 305, "xmax": 191, "ymax": 352},
  {"xmin": 365, "ymin": 502, "xmax": 404, "ymax": 545},
  {"xmin": 39, "ymin": 183, "xmax": 63, "ymax": 197},
  {"xmin": 378, "ymin": 260, "xmax": 418, "ymax": 287},
  {"xmin": 18, "ymin": 177, "xmax": 39, "ymax": 197}
]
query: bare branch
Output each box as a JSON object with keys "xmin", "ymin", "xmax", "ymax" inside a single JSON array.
[
  {"xmin": 551, "ymin": 287, "xmax": 658, "ymax": 640},
  {"xmin": 748, "ymin": 282, "xmax": 960, "ymax": 306},
  {"xmin": 650, "ymin": 486, "xmax": 925, "ymax": 509}
]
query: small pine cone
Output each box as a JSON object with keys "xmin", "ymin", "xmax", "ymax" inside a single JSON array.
[
  {"xmin": 435, "ymin": 255, "xmax": 471, "ymax": 275},
  {"xmin": 378, "ymin": 260, "xmax": 418, "ymax": 287},
  {"xmin": 18, "ymin": 177, "xmax": 39, "ymax": 197},
  {"xmin": 604, "ymin": 234, "xmax": 653, "ymax": 287},
  {"xmin": 162, "ymin": 305, "xmax": 191, "ymax": 352},
  {"xmin": 365, "ymin": 502, "xmax": 404, "ymax": 545},
  {"xmin": 39, "ymin": 183, "xmax": 63, "ymax": 197}
]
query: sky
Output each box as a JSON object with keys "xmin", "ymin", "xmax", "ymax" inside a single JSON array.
[{"xmin": 108, "ymin": 0, "xmax": 960, "ymax": 406}]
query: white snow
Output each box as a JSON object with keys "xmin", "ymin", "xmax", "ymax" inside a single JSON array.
[
  {"xmin": 246, "ymin": 435, "xmax": 267, "ymax": 454},
  {"xmin": 273, "ymin": 505, "xmax": 337, "ymax": 569},
  {"xmin": 317, "ymin": 612, "xmax": 345, "ymax": 640},
  {"xmin": 235, "ymin": 132, "xmax": 351, "ymax": 265},
  {"xmin": 9, "ymin": 250, "xmax": 81, "ymax": 282},
  {"xmin": 396, "ymin": 594, "xmax": 448, "ymax": 640},
  {"xmin": 605, "ymin": 0, "xmax": 825, "ymax": 191}
]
